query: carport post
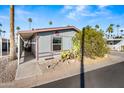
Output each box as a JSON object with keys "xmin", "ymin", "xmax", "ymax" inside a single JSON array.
[
  {"xmin": 18, "ymin": 34, "xmax": 20, "ymax": 66},
  {"xmin": 7, "ymin": 38, "xmax": 8, "ymax": 55},
  {"xmin": 0, "ymin": 36, "xmax": 2, "ymax": 57},
  {"xmin": 36, "ymin": 33, "xmax": 39, "ymax": 61}
]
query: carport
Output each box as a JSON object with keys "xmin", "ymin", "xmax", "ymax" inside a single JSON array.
[{"xmin": 17, "ymin": 31, "xmax": 38, "ymax": 65}]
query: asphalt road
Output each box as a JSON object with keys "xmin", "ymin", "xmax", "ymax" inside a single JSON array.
[{"xmin": 34, "ymin": 62, "xmax": 124, "ymax": 88}]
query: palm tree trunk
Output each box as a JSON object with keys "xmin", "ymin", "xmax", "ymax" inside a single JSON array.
[
  {"xmin": 109, "ymin": 32, "xmax": 110, "ymax": 39},
  {"xmin": 29, "ymin": 22, "xmax": 31, "ymax": 30},
  {"xmin": 117, "ymin": 27, "xmax": 119, "ymax": 36},
  {"xmin": 117, "ymin": 28, "xmax": 118, "ymax": 36},
  {"xmin": 10, "ymin": 5, "xmax": 16, "ymax": 60}
]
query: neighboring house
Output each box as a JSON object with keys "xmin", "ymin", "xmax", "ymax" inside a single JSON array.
[
  {"xmin": 106, "ymin": 38, "xmax": 124, "ymax": 51},
  {"xmin": 0, "ymin": 38, "xmax": 10, "ymax": 56},
  {"xmin": 17, "ymin": 26, "xmax": 79, "ymax": 62},
  {"xmin": 2, "ymin": 38, "xmax": 10, "ymax": 51}
]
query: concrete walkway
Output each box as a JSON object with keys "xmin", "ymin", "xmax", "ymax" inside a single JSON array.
[{"xmin": 15, "ymin": 51, "xmax": 42, "ymax": 80}]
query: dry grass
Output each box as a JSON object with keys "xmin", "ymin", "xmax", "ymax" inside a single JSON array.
[{"xmin": 0, "ymin": 57, "xmax": 17, "ymax": 83}]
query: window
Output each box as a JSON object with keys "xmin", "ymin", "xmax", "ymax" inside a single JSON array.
[{"xmin": 53, "ymin": 37, "xmax": 62, "ymax": 51}]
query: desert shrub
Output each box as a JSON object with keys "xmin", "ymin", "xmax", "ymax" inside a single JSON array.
[
  {"xmin": 61, "ymin": 25, "xmax": 109, "ymax": 61},
  {"xmin": 121, "ymin": 46, "xmax": 124, "ymax": 52},
  {"xmin": 61, "ymin": 50, "xmax": 74, "ymax": 61},
  {"xmin": 73, "ymin": 26, "xmax": 109, "ymax": 59}
]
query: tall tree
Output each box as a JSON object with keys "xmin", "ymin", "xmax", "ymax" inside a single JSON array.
[
  {"xmin": 120, "ymin": 29, "xmax": 123, "ymax": 36},
  {"xmin": 0, "ymin": 29, "xmax": 2, "ymax": 37},
  {"xmin": 28, "ymin": 18, "xmax": 32, "ymax": 29},
  {"xmin": 16, "ymin": 26, "xmax": 21, "ymax": 31},
  {"xmin": 107, "ymin": 24, "xmax": 114, "ymax": 38},
  {"xmin": 0, "ymin": 23, "xmax": 2, "ymax": 27},
  {"xmin": 116, "ymin": 24, "xmax": 120, "ymax": 36},
  {"xmin": 0, "ymin": 23, "xmax": 2, "ymax": 36},
  {"xmin": 95, "ymin": 24, "xmax": 100, "ymax": 30},
  {"xmin": 10, "ymin": 5, "xmax": 16, "ymax": 60},
  {"xmin": 2, "ymin": 31, "xmax": 6, "ymax": 37},
  {"xmin": 49, "ymin": 21, "xmax": 53, "ymax": 25}
]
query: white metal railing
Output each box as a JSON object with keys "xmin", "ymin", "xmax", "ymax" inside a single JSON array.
[{"xmin": 108, "ymin": 39, "xmax": 124, "ymax": 51}]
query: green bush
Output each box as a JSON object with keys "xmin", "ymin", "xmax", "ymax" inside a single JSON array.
[
  {"xmin": 61, "ymin": 25, "xmax": 109, "ymax": 61},
  {"xmin": 121, "ymin": 46, "xmax": 124, "ymax": 52},
  {"xmin": 73, "ymin": 26, "xmax": 109, "ymax": 59}
]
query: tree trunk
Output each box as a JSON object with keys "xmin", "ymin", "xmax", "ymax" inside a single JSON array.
[
  {"xmin": 10, "ymin": 5, "xmax": 16, "ymax": 60},
  {"xmin": 117, "ymin": 27, "xmax": 118, "ymax": 36}
]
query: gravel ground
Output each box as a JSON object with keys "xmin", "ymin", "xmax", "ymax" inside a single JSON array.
[
  {"xmin": 0, "ymin": 57, "xmax": 17, "ymax": 83},
  {"xmin": 38, "ymin": 58, "xmax": 80, "ymax": 74},
  {"xmin": 38, "ymin": 56, "xmax": 109, "ymax": 74},
  {"xmin": 38, "ymin": 59, "xmax": 62, "ymax": 73}
]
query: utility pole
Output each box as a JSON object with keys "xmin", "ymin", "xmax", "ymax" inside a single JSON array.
[{"xmin": 80, "ymin": 27, "xmax": 85, "ymax": 88}]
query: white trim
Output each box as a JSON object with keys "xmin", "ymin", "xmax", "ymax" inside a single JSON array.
[
  {"xmin": 19, "ymin": 35, "xmax": 25, "ymax": 42},
  {"xmin": 52, "ymin": 36, "xmax": 62, "ymax": 51}
]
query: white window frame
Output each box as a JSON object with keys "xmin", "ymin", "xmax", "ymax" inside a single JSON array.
[{"xmin": 52, "ymin": 36, "xmax": 62, "ymax": 51}]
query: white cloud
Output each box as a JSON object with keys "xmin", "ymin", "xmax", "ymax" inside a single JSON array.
[
  {"xmin": 67, "ymin": 12, "xmax": 76, "ymax": 20},
  {"xmin": 15, "ymin": 8, "xmax": 32, "ymax": 22},
  {"xmin": 62, "ymin": 5, "xmax": 88, "ymax": 20},
  {"xmin": 64, "ymin": 5, "xmax": 73, "ymax": 10},
  {"xmin": 76, "ymin": 6, "xmax": 86, "ymax": 12},
  {"xmin": 98, "ymin": 5, "xmax": 109, "ymax": 8},
  {"xmin": 61, "ymin": 5, "xmax": 74, "ymax": 13},
  {"xmin": 16, "ymin": 9, "xmax": 30, "ymax": 15},
  {"xmin": 62, "ymin": 5, "xmax": 112, "ymax": 21}
]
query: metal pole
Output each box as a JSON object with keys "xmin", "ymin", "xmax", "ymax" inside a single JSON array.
[
  {"xmin": 18, "ymin": 34, "xmax": 20, "ymax": 66},
  {"xmin": 1, "ymin": 35, "xmax": 3, "ymax": 56},
  {"xmin": 0, "ymin": 36, "xmax": 2, "ymax": 57},
  {"xmin": 7, "ymin": 38, "xmax": 8, "ymax": 55},
  {"xmin": 80, "ymin": 28, "xmax": 85, "ymax": 88}
]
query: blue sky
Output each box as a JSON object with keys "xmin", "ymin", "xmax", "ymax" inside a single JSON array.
[{"xmin": 1, "ymin": 5, "xmax": 124, "ymax": 38}]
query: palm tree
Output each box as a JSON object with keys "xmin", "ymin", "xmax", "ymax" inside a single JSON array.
[
  {"xmin": 107, "ymin": 24, "xmax": 114, "ymax": 38},
  {"xmin": 86, "ymin": 25, "xmax": 92, "ymax": 30},
  {"xmin": 116, "ymin": 24, "xmax": 120, "ymax": 36},
  {"xmin": 95, "ymin": 24, "xmax": 99, "ymax": 30},
  {"xmin": 0, "ymin": 29, "xmax": 2, "ymax": 37},
  {"xmin": 16, "ymin": 26, "xmax": 21, "ymax": 31},
  {"xmin": 120, "ymin": 29, "xmax": 123, "ymax": 36},
  {"xmin": 10, "ymin": 5, "xmax": 16, "ymax": 60},
  {"xmin": 0, "ymin": 23, "xmax": 2, "ymax": 37},
  {"xmin": 49, "ymin": 21, "xmax": 53, "ymax": 25},
  {"xmin": 28, "ymin": 18, "xmax": 32, "ymax": 29},
  {"xmin": 2, "ymin": 31, "xmax": 6, "ymax": 37},
  {"xmin": 0, "ymin": 23, "xmax": 2, "ymax": 27}
]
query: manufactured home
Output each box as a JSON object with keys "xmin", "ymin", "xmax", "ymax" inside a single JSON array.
[
  {"xmin": 0, "ymin": 38, "xmax": 10, "ymax": 56},
  {"xmin": 17, "ymin": 26, "xmax": 79, "ymax": 63},
  {"xmin": 2, "ymin": 38, "xmax": 10, "ymax": 51},
  {"xmin": 107, "ymin": 38, "xmax": 124, "ymax": 51}
]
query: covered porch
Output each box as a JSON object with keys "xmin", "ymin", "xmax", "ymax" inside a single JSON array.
[{"xmin": 17, "ymin": 31, "xmax": 38, "ymax": 65}]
